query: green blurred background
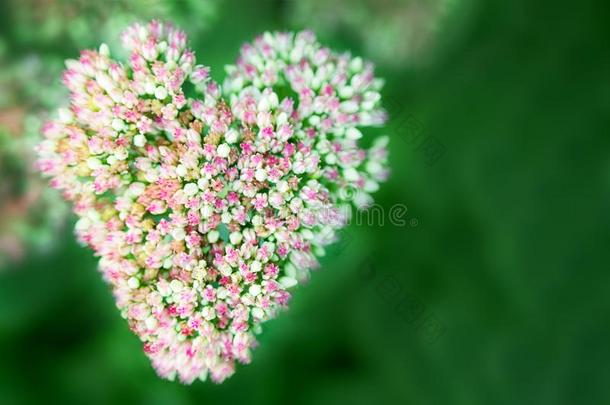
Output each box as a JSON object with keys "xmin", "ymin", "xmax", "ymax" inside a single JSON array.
[{"xmin": 1, "ymin": 0, "xmax": 609, "ymax": 404}]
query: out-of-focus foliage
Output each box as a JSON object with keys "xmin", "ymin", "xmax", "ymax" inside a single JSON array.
[
  {"xmin": 5, "ymin": 0, "xmax": 219, "ymax": 51},
  {"xmin": 287, "ymin": 0, "xmax": 475, "ymax": 67},
  {"xmin": 0, "ymin": 124, "xmax": 67, "ymax": 266}
]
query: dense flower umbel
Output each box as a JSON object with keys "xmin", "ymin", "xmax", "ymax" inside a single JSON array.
[{"xmin": 36, "ymin": 21, "xmax": 389, "ymax": 383}]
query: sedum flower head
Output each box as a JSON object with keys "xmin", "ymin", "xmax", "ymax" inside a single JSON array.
[{"xmin": 36, "ymin": 20, "xmax": 389, "ymax": 383}]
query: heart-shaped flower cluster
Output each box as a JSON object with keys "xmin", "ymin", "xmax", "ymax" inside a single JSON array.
[{"xmin": 36, "ymin": 20, "xmax": 389, "ymax": 383}]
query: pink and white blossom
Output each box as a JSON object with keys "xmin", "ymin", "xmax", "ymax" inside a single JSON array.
[{"xmin": 37, "ymin": 20, "xmax": 389, "ymax": 383}]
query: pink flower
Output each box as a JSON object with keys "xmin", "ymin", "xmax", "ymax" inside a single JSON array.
[{"xmin": 36, "ymin": 20, "xmax": 389, "ymax": 384}]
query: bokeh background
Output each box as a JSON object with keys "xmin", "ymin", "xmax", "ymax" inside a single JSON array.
[{"xmin": 1, "ymin": 0, "xmax": 609, "ymax": 403}]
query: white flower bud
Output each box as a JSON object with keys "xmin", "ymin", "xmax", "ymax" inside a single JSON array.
[
  {"xmin": 257, "ymin": 97, "xmax": 269, "ymax": 112},
  {"xmin": 202, "ymin": 306, "xmax": 216, "ymax": 321},
  {"xmin": 339, "ymin": 86, "xmax": 354, "ymax": 99},
  {"xmin": 134, "ymin": 134, "xmax": 147, "ymax": 147},
  {"xmin": 277, "ymin": 180, "xmax": 289, "ymax": 193},
  {"xmin": 285, "ymin": 263, "xmax": 297, "ymax": 278},
  {"xmin": 112, "ymin": 118, "xmax": 126, "ymax": 132},
  {"xmin": 114, "ymin": 148, "xmax": 128, "ymax": 160},
  {"xmin": 170, "ymin": 279, "xmax": 184, "ymax": 293},
  {"xmin": 229, "ymin": 231, "xmax": 243, "ymax": 245},
  {"xmin": 364, "ymin": 179, "xmax": 380, "ymax": 193},
  {"xmin": 343, "ymin": 167, "xmax": 360, "ymax": 182},
  {"xmin": 129, "ymin": 182, "xmax": 145, "ymax": 196},
  {"xmin": 301, "ymin": 229, "xmax": 314, "ymax": 240},
  {"xmin": 250, "ymin": 260, "xmax": 262, "ymax": 272},
  {"xmin": 127, "ymin": 277, "xmax": 140, "ymax": 289},
  {"xmin": 184, "ymin": 183, "xmax": 198, "ymax": 196},
  {"xmin": 201, "ymin": 205, "xmax": 213, "ymax": 218},
  {"xmin": 225, "ymin": 129, "xmax": 239, "ymax": 144},
  {"xmin": 207, "ymin": 230, "xmax": 219, "ymax": 243},
  {"xmin": 175, "ymin": 164, "xmax": 187, "ymax": 177},
  {"xmin": 366, "ymin": 161, "xmax": 383, "ymax": 175},
  {"xmin": 217, "ymin": 143, "xmax": 230, "ymax": 158},
  {"xmin": 350, "ymin": 56, "xmax": 363, "ymax": 72},
  {"xmin": 251, "ymin": 307, "xmax": 265, "ymax": 319},
  {"xmin": 279, "ymin": 276, "xmax": 298, "ymax": 288},
  {"xmin": 145, "ymin": 316, "xmax": 158, "ymax": 329},
  {"xmin": 99, "ymin": 43, "xmax": 110, "ymax": 56},
  {"xmin": 158, "ymin": 282, "xmax": 172, "ymax": 297},
  {"xmin": 154, "ymin": 86, "xmax": 168, "ymax": 100},
  {"xmin": 340, "ymin": 101, "xmax": 359, "ymax": 114},
  {"xmin": 172, "ymin": 227, "xmax": 186, "ymax": 241},
  {"xmin": 252, "ymin": 215, "xmax": 263, "ymax": 226},
  {"xmin": 268, "ymin": 92, "xmax": 279, "ymax": 108},
  {"xmin": 249, "ymin": 284, "xmax": 261, "ymax": 296},
  {"xmin": 324, "ymin": 153, "xmax": 337, "ymax": 165},
  {"xmin": 255, "ymin": 168, "xmax": 267, "ymax": 182},
  {"xmin": 144, "ymin": 170, "xmax": 158, "ymax": 183},
  {"xmin": 346, "ymin": 127, "xmax": 362, "ymax": 140},
  {"xmin": 197, "ymin": 178, "xmax": 209, "ymax": 190},
  {"xmin": 145, "ymin": 81, "xmax": 155, "ymax": 94},
  {"xmin": 58, "ymin": 108, "xmax": 73, "ymax": 123},
  {"xmin": 87, "ymin": 157, "xmax": 102, "ymax": 170},
  {"xmin": 217, "ymin": 287, "xmax": 229, "ymax": 299},
  {"xmin": 277, "ymin": 112, "xmax": 288, "ymax": 125}
]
